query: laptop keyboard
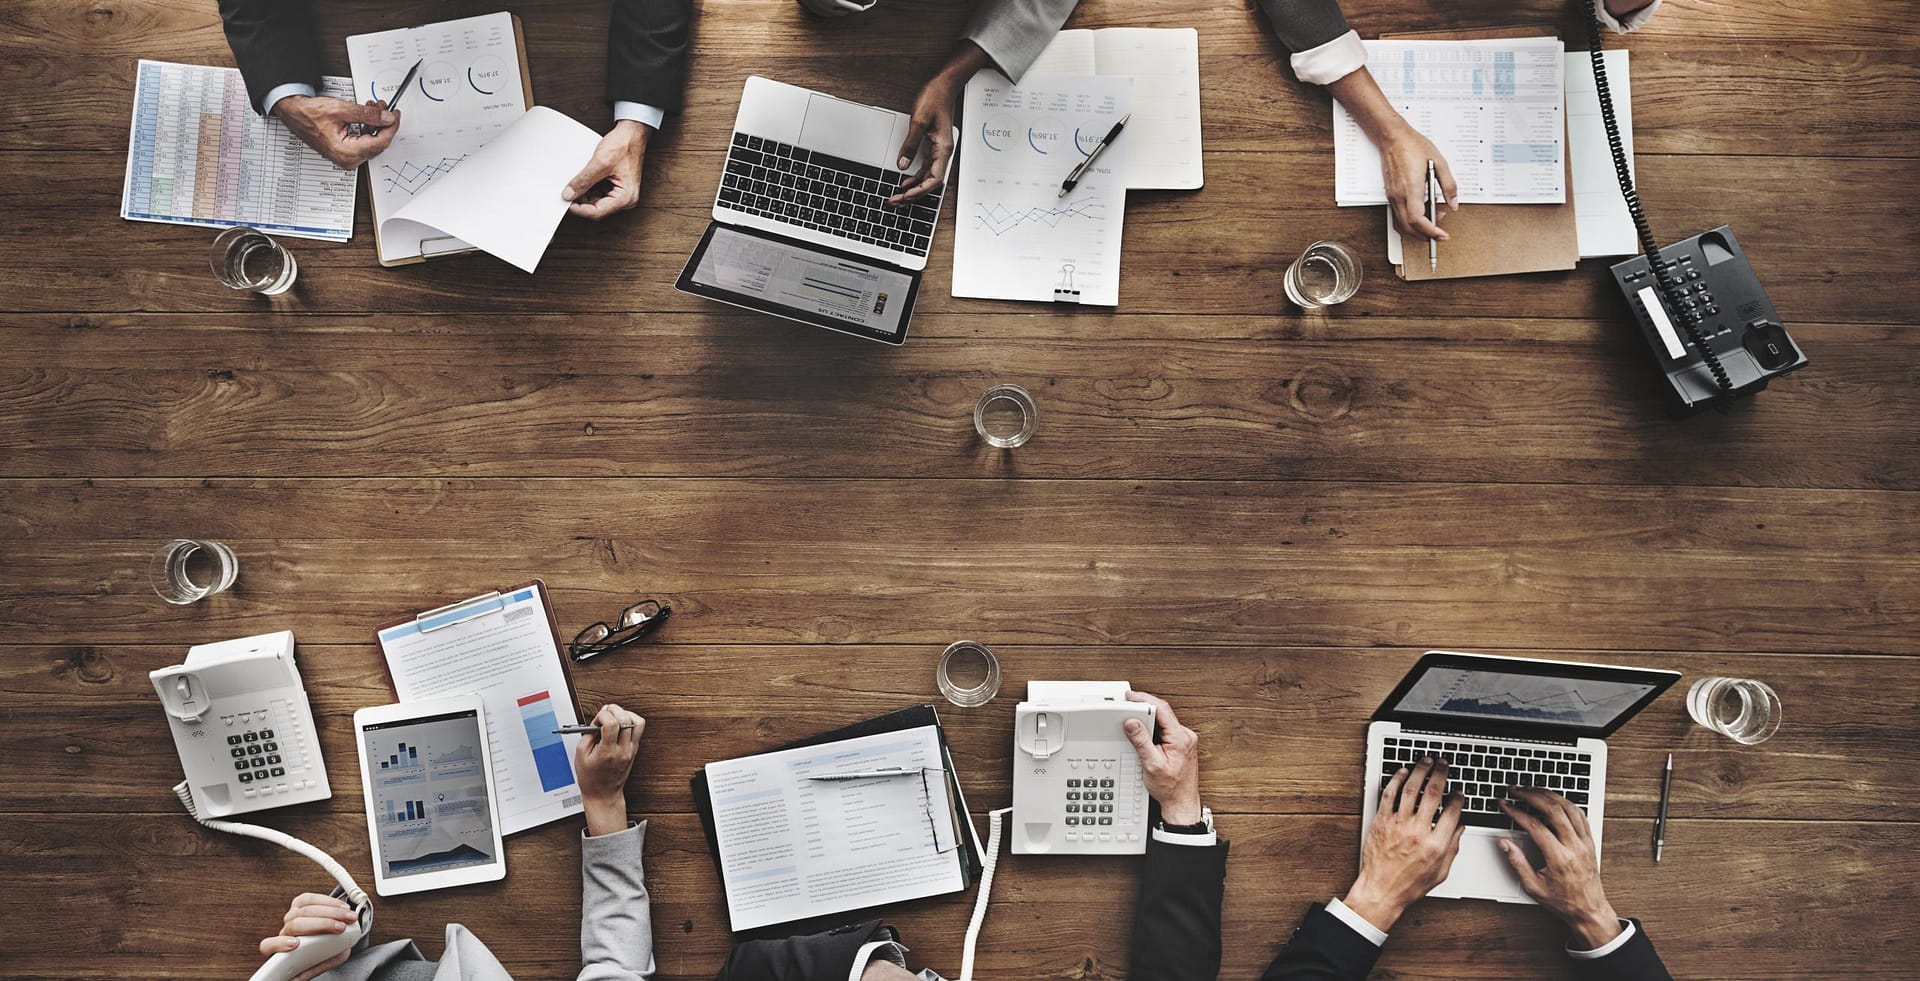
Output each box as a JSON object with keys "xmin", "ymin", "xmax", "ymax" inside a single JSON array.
[
  {"xmin": 1379, "ymin": 735, "xmax": 1593, "ymax": 829},
  {"xmin": 719, "ymin": 132, "xmax": 943, "ymax": 258}
]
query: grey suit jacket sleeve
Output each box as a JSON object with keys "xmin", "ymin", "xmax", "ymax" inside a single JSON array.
[
  {"xmin": 578, "ymin": 822, "xmax": 658, "ymax": 981},
  {"xmin": 962, "ymin": 0, "xmax": 1083, "ymax": 84},
  {"xmin": 1254, "ymin": 0, "xmax": 1353, "ymax": 54}
]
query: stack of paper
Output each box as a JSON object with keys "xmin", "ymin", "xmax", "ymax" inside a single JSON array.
[{"xmin": 1028, "ymin": 27, "xmax": 1205, "ymax": 190}]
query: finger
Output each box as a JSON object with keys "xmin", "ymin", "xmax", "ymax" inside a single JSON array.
[
  {"xmin": 1378, "ymin": 766, "xmax": 1410, "ymax": 818},
  {"xmin": 342, "ymin": 100, "xmax": 397, "ymax": 128},
  {"xmin": 341, "ymin": 126, "xmax": 397, "ymax": 165},
  {"xmin": 286, "ymin": 903, "xmax": 357, "ymax": 924},
  {"xmin": 1395, "ymin": 190, "xmax": 1449, "ymax": 242},
  {"xmin": 896, "ymin": 116, "xmax": 930, "ymax": 172},
  {"xmin": 1498, "ymin": 798, "xmax": 1563, "ymax": 860},
  {"xmin": 1122, "ymin": 717, "xmax": 1158, "ymax": 762},
  {"xmin": 1434, "ymin": 154, "xmax": 1461, "ymax": 212},
  {"xmin": 1417, "ymin": 758, "xmax": 1451, "ymax": 821},
  {"xmin": 1128, "ymin": 691, "xmax": 1180, "ymax": 732},
  {"xmin": 291, "ymin": 893, "xmax": 348, "ymax": 910},
  {"xmin": 1511, "ymin": 787, "xmax": 1578, "ymax": 844},
  {"xmin": 282, "ymin": 915, "xmax": 353, "ymax": 936},
  {"xmin": 1498, "ymin": 838, "xmax": 1543, "ymax": 894},
  {"xmin": 596, "ymin": 704, "xmax": 622, "ymax": 726},
  {"xmin": 1400, "ymin": 756, "xmax": 1435, "ymax": 817},
  {"xmin": 1436, "ymin": 792, "xmax": 1466, "ymax": 835},
  {"xmin": 261, "ymin": 935, "xmax": 301, "ymax": 956},
  {"xmin": 1545, "ymin": 790, "xmax": 1593, "ymax": 844},
  {"xmin": 568, "ymin": 193, "xmax": 627, "ymax": 220},
  {"xmin": 564, "ymin": 156, "xmax": 616, "ymax": 202}
]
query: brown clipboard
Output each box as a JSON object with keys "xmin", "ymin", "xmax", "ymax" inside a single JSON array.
[
  {"xmin": 370, "ymin": 578, "xmax": 585, "ymax": 723},
  {"xmin": 1387, "ymin": 26, "xmax": 1580, "ymax": 281},
  {"xmin": 362, "ymin": 14, "xmax": 536, "ymax": 266}
]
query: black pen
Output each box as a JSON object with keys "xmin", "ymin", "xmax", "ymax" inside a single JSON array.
[
  {"xmin": 552, "ymin": 723, "xmax": 635, "ymax": 736},
  {"xmin": 366, "ymin": 58, "xmax": 423, "ymax": 137},
  {"xmin": 1059, "ymin": 114, "xmax": 1130, "ymax": 198},
  {"xmin": 1426, "ymin": 159, "xmax": 1439, "ymax": 273},
  {"xmin": 1653, "ymin": 753, "xmax": 1673, "ymax": 862}
]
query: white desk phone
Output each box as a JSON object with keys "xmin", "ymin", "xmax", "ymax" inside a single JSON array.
[{"xmin": 152, "ymin": 631, "xmax": 373, "ymax": 981}]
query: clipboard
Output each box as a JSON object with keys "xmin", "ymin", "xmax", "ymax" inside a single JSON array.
[
  {"xmin": 691, "ymin": 704, "xmax": 984, "ymax": 938},
  {"xmin": 1388, "ymin": 27, "xmax": 1581, "ymax": 281},
  {"xmin": 371, "ymin": 578, "xmax": 583, "ymax": 717}
]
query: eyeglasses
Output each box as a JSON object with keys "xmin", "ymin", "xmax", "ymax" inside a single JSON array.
[{"xmin": 569, "ymin": 599, "xmax": 671, "ymax": 662}]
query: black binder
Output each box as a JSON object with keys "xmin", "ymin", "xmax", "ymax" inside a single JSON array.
[{"xmin": 691, "ymin": 703, "xmax": 983, "ymax": 937}]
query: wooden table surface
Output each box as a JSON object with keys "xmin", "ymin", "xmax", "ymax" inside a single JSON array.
[{"xmin": 3, "ymin": 1, "xmax": 1917, "ymax": 978}]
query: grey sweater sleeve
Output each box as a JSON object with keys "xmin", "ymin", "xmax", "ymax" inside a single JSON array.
[
  {"xmin": 963, "ymin": 0, "xmax": 1082, "ymax": 84},
  {"xmin": 576, "ymin": 822, "xmax": 657, "ymax": 981},
  {"xmin": 1255, "ymin": 0, "xmax": 1353, "ymax": 53}
]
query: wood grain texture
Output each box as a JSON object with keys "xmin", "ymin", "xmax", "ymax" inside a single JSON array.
[{"xmin": 2, "ymin": 0, "xmax": 1917, "ymax": 978}]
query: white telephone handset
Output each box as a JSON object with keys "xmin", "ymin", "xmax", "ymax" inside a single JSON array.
[
  {"xmin": 150, "ymin": 630, "xmax": 330, "ymax": 817},
  {"xmin": 1011, "ymin": 681, "xmax": 1153, "ymax": 855}
]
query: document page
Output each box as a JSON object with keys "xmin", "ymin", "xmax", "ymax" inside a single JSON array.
[
  {"xmin": 376, "ymin": 584, "xmax": 583, "ymax": 836},
  {"xmin": 706, "ymin": 725, "xmax": 963, "ymax": 932},
  {"xmin": 1566, "ymin": 50, "xmax": 1636, "ymax": 258},
  {"xmin": 953, "ymin": 72, "xmax": 1131, "ymax": 305},
  {"xmin": 1027, "ymin": 29, "xmax": 1205, "ymax": 190},
  {"xmin": 1335, "ymin": 37, "xmax": 1566, "ymax": 206}
]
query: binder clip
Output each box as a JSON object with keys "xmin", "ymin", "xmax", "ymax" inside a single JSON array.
[{"xmin": 1052, "ymin": 262, "xmax": 1082, "ymax": 303}]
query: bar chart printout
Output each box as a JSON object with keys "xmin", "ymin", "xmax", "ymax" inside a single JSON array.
[
  {"xmin": 122, "ymin": 60, "xmax": 358, "ymax": 241},
  {"xmin": 517, "ymin": 691, "xmax": 577, "ymax": 793}
]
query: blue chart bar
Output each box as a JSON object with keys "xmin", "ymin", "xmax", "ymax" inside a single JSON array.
[
  {"xmin": 386, "ymin": 800, "xmax": 396, "ymax": 824},
  {"xmin": 516, "ymin": 691, "xmax": 577, "ymax": 793}
]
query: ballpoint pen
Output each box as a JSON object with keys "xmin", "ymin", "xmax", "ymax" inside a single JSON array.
[
  {"xmin": 807, "ymin": 768, "xmax": 918, "ymax": 781},
  {"xmin": 1426, "ymin": 159, "xmax": 1439, "ymax": 273},
  {"xmin": 1059, "ymin": 114, "xmax": 1130, "ymax": 198},
  {"xmin": 551, "ymin": 723, "xmax": 636, "ymax": 736},
  {"xmin": 1653, "ymin": 752, "xmax": 1673, "ymax": 862},
  {"xmin": 360, "ymin": 58, "xmax": 423, "ymax": 138}
]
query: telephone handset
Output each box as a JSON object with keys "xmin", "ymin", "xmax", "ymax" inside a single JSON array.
[
  {"xmin": 1587, "ymin": 0, "xmax": 1806, "ymax": 414},
  {"xmin": 1010, "ymin": 681, "xmax": 1153, "ymax": 855},
  {"xmin": 150, "ymin": 630, "xmax": 331, "ymax": 817}
]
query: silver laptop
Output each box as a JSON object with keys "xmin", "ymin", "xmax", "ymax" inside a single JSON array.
[
  {"xmin": 1362, "ymin": 651, "xmax": 1678, "ymax": 903},
  {"xmin": 675, "ymin": 76, "xmax": 953, "ymax": 345}
]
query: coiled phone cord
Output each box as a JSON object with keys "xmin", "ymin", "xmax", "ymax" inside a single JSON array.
[
  {"xmin": 173, "ymin": 781, "xmax": 373, "ymax": 913},
  {"xmin": 1586, "ymin": 1, "xmax": 1731, "ymax": 393},
  {"xmin": 958, "ymin": 807, "xmax": 1012, "ymax": 981}
]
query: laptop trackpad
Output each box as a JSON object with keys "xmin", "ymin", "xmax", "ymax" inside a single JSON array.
[
  {"xmin": 1435, "ymin": 832, "xmax": 1537, "ymax": 904},
  {"xmin": 798, "ymin": 94, "xmax": 895, "ymax": 166}
]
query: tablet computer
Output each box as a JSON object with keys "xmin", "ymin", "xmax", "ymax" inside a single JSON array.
[{"xmin": 354, "ymin": 695, "xmax": 508, "ymax": 896}]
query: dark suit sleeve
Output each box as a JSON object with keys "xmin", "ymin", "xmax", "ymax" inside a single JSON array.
[
  {"xmin": 607, "ymin": 0, "xmax": 692, "ymax": 111},
  {"xmin": 1258, "ymin": 904, "xmax": 1383, "ymax": 981},
  {"xmin": 1128, "ymin": 835, "xmax": 1229, "ymax": 981},
  {"xmin": 1253, "ymin": 0, "xmax": 1353, "ymax": 54},
  {"xmin": 713, "ymin": 920, "xmax": 893, "ymax": 981},
  {"xmin": 217, "ymin": 0, "xmax": 324, "ymax": 115},
  {"xmin": 1566, "ymin": 919, "xmax": 1672, "ymax": 981}
]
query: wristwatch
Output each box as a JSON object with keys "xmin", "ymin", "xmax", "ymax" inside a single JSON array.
[{"xmin": 1154, "ymin": 805, "xmax": 1214, "ymax": 835}]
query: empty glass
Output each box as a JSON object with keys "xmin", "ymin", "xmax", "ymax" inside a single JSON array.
[
  {"xmin": 1687, "ymin": 677, "xmax": 1782, "ymax": 745},
  {"xmin": 149, "ymin": 539, "xmax": 239, "ymax": 604},
  {"xmin": 936, "ymin": 641, "xmax": 1002, "ymax": 707},
  {"xmin": 1285, "ymin": 240, "xmax": 1362, "ymax": 309},
  {"xmin": 974, "ymin": 384, "xmax": 1037, "ymax": 449},
  {"xmin": 211, "ymin": 227, "xmax": 298, "ymax": 295}
]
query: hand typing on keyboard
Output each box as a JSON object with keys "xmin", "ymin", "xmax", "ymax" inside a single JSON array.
[
  {"xmin": 1498, "ymin": 788, "xmax": 1626, "ymax": 951},
  {"xmin": 1341, "ymin": 756, "xmax": 1466, "ymax": 934}
]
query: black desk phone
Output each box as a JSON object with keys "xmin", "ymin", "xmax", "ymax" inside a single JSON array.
[{"xmin": 1586, "ymin": 2, "xmax": 1807, "ymax": 414}]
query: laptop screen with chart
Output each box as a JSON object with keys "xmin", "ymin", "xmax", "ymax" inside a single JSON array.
[{"xmin": 1375, "ymin": 651, "xmax": 1677, "ymax": 739}]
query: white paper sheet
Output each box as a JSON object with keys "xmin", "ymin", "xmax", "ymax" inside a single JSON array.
[
  {"xmin": 376, "ymin": 583, "xmax": 583, "ymax": 836},
  {"xmin": 952, "ymin": 72, "xmax": 1131, "ymax": 305},
  {"xmin": 1026, "ymin": 28, "xmax": 1204, "ymax": 190},
  {"xmin": 706, "ymin": 725, "xmax": 963, "ymax": 932},
  {"xmin": 1566, "ymin": 50, "xmax": 1637, "ymax": 258},
  {"xmin": 1336, "ymin": 37, "xmax": 1567, "ymax": 206}
]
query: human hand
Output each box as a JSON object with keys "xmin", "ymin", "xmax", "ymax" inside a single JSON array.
[
  {"xmin": 274, "ymin": 96, "xmax": 398, "ymax": 169},
  {"xmin": 1122, "ymin": 690, "xmax": 1203, "ymax": 825},
  {"xmin": 574, "ymin": 703, "xmax": 646, "ymax": 836},
  {"xmin": 1378, "ymin": 123, "xmax": 1458, "ymax": 242},
  {"xmin": 1498, "ymin": 787, "xmax": 1623, "ymax": 949},
  {"xmin": 890, "ymin": 44, "xmax": 986, "ymax": 205},
  {"xmin": 563, "ymin": 120, "xmax": 652, "ymax": 220},
  {"xmin": 1343, "ymin": 756, "xmax": 1466, "ymax": 932},
  {"xmin": 256, "ymin": 892, "xmax": 357, "ymax": 981}
]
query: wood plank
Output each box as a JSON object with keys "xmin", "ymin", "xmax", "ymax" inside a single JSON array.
[
  {"xmin": 1, "ymin": 812, "xmax": 1912, "ymax": 979},
  {"xmin": 5, "ymin": 643, "xmax": 1916, "ymax": 820},
  {"xmin": 4, "ymin": 149, "xmax": 1914, "ymax": 321},
  {"xmin": 0, "ymin": 480, "xmax": 1915, "ymax": 653}
]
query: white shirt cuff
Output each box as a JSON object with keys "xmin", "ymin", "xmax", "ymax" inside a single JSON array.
[
  {"xmin": 1596, "ymin": 0, "xmax": 1661, "ymax": 32},
  {"xmin": 1326, "ymin": 897, "xmax": 1389, "ymax": 947},
  {"xmin": 1291, "ymin": 29, "xmax": 1368, "ymax": 86},
  {"xmin": 612, "ymin": 101, "xmax": 667, "ymax": 130},
  {"xmin": 849, "ymin": 939, "xmax": 910, "ymax": 981},
  {"xmin": 1566, "ymin": 919, "xmax": 1637, "ymax": 960},
  {"xmin": 1151, "ymin": 826, "xmax": 1217, "ymax": 847},
  {"xmin": 263, "ymin": 82, "xmax": 317, "ymax": 118}
]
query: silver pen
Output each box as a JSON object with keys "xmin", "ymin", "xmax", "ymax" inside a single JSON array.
[
  {"xmin": 1653, "ymin": 753, "xmax": 1673, "ymax": 862},
  {"xmin": 1058, "ymin": 114, "xmax": 1130, "ymax": 198},
  {"xmin": 552, "ymin": 723, "xmax": 635, "ymax": 735},
  {"xmin": 807, "ymin": 768, "xmax": 916, "ymax": 781},
  {"xmin": 1426, "ymin": 159, "xmax": 1439, "ymax": 273}
]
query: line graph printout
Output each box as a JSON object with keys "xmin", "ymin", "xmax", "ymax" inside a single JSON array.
[
  {"xmin": 348, "ymin": 12, "xmax": 527, "ymax": 262},
  {"xmin": 953, "ymin": 71, "xmax": 1131, "ymax": 305},
  {"xmin": 1334, "ymin": 37, "xmax": 1566, "ymax": 206},
  {"xmin": 121, "ymin": 61, "xmax": 358, "ymax": 241},
  {"xmin": 1395, "ymin": 668, "xmax": 1656, "ymax": 728}
]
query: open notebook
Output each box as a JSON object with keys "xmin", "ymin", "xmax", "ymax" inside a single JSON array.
[{"xmin": 1027, "ymin": 27, "xmax": 1204, "ymax": 190}]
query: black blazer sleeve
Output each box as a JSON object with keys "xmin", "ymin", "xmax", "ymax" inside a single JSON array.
[
  {"xmin": 217, "ymin": 0, "xmax": 324, "ymax": 115},
  {"xmin": 607, "ymin": 0, "xmax": 693, "ymax": 111},
  {"xmin": 1258, "ymin": 904, "xmax": 1383, "ymax": 981},
  {"xmin": 1567, "ymin": 919, "xmax": 1672, "ymax": 981},
  {"xmin": 1128, "ymin": 835, "xmax": 1230, "ymax": 981},
  {"xmin": 1254, "ymin": 0, "xmax": 1354, "ymax": 54},
  {"xmin": 714, "ymin": 919, "xmax": 894, "ymax": 981}
]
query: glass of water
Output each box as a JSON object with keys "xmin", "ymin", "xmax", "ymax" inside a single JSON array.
[
  {"xmin": 1687, "ymin": 677, "xmax": 1782, "ymax": 745},
  {"xmin": 210, "ymin": 227, "xmax": 298, "ymax": 295},
  {"xmin": 149, "ymin": 539, "xmax": 240, "ymax": 605},
  {"xmin": 1285, "ymin": 240, "xmax": 1362, "ymax": 309},
  {"xmin": 937, "ymin": 641, "xmax": 1003, "ymax": 707},
  {"xmin": 974, "ymin": 384, "xmax": 1037, "ymax": 449}
]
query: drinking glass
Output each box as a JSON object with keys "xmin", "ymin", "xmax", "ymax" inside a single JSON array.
[
  {"xmin": 974, "ymin": 384, "xmax": 1037, "ymax": 449},
  {"xmin": 1285, "ymin": 240, "xmax": 1362, "ymax": 309},
  {"xmin": 937, "ymin": 641, "xmax": 1002, "ymax": 707},
  {"xmin": 1686, "ymin": 677, "xmax": 1781, "ymax": 745},
  {"xmin": 149, "ymin": 539, "xmax": 239, "ymax": 604},
  {"xmin": 210, "ymin": 227, "xmax": 298, "ymax": 295}
]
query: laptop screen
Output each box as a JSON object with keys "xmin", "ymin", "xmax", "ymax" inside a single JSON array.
[
  {"xmin": 1377, "ymin": 652, "xmax": 1681, "ymax": 738},
  {"xmin": 677, "ymin": 223, "xmax": 917, "ymax": 345}
]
